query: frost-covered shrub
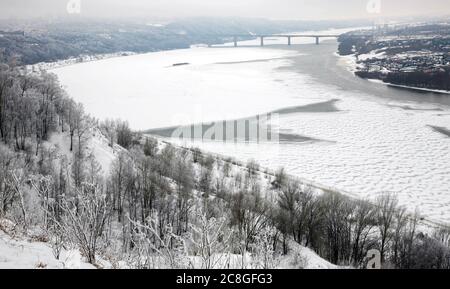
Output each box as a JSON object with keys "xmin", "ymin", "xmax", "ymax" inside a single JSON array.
[{"xmin": 251, "ymin": 227, "xmax": 280, "ymax": 269}]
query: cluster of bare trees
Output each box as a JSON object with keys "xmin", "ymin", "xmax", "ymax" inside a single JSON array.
[
  {"xmin": 100, "ymin": 119, "xmax": 134, "ymax": 149},
  {"xmin": 119, "ymin": 144, "xmax": 450, "ymax": 269},
  {"xmin": 0, "ymin": 64, "xmax": 89, "ymax": 155},
  {"xmin": 0, "ymin": 63, "xmax": 109, "ymax": 263},
  {"xmin": 272, "ymin": 174, "xmax": 450, "ymax": 268}
]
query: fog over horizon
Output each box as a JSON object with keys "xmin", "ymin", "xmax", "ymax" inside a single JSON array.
[{"xmin": 0, "ymin": 0, "xmax": 449, "ymax": 21}]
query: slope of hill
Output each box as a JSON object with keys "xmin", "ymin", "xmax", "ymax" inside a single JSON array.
[{"xmin": 0, "ymin": 130, "xmax": 339, "ymax": 269}]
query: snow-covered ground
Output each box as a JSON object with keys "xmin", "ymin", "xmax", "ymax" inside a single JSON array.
[
  {"xmin": 0, "ymin": 130, "xmax": 121, "ymax": 269},
  {"xmin": 47, "ymin": 129, "xmax": 120, "ymax": 177},
  {"xmin": 1, "ymin": 217, "xmax": 336, "ymax": 269},
  {"xmin": 185, "ymin": 242, "xmax": 338, "ymax": 269},
  {"xmin": 51, "ymin": 30, "xmax": 450, "ymax": 225},
  {"xmin": 279, "ymin": 241, "xmax": 338, "ymax": 269},
  {"xmin": 0, "ymin": 220, "xmax": 94, "ymax": 269}
]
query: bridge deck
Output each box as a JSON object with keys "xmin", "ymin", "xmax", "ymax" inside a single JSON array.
[{"xmin": 224, "ymin": 34, "xmax": 340, "ymax": 38}]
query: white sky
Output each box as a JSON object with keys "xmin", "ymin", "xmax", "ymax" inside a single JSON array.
[{"xmin": 0, "ymin": 0, "xmax": 449, "ymax": 20}]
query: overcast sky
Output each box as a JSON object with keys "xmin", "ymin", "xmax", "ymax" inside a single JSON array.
[{"xmin": 0, "ymin": 0, "xmax": 449, "ymax": 20}]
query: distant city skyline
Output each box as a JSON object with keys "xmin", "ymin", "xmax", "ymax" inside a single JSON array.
[{"xmin": 0, "ymin": 0, "xmax": 449, "ymax": 21}]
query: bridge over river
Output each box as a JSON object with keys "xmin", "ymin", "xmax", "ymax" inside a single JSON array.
[
  {"xmin": 228, "ymin": 34, "xmax": 340, "ymax": 46},
  {"xmin": 208, "ymin": 33, "xmax": 372, "ymax": 46}
]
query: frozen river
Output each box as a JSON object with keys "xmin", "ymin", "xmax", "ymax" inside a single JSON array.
[{"xmin": 51, "ymin": 30, "xmax": 450, "ymax": 224}]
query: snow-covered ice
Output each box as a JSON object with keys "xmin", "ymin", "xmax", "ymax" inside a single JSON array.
[
  {"xmin": 179, "ymin": 95, "xmax": 450, "ymax": 222},
  {"xmin": 51, "ymin": 48, "xmax": 307, "ymax": 130},
  {"xmin": 52, "ymin": 34, "xmax": 450, "ymax": 225}
]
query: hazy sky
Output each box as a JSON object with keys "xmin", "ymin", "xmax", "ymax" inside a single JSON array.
[{"xmin": 0, "ymin": 0, "xmax": 449, "ymax": 20}]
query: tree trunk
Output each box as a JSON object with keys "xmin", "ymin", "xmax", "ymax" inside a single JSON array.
[{"xmin": 70, "ymin": 130, "xmax": 74, "ymax": 151}]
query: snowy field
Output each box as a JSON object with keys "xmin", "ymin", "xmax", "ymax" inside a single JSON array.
[{"xmin": 52, "ymin": 31, "xmax": 450, "ymax": 224}]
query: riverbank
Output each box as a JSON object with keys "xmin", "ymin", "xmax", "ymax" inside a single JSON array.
[
  {"xmin": 20, "ymin": 51, "xmax": 138, "ymax": 74},
  {"xmin": 162, "ymin": 139, "xmax": 448, "ymax": 233},
  {"xmin": 337, "ymin": 53, "xmax": 450, "ymax": 95}
]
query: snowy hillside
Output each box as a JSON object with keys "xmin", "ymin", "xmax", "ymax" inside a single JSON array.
[
  {"xmin": 0, "ymin": 219, "xmax": 94, "ymax": 269},
  {"xmin": 0, "ymin": 218, "xmax": 337, "ymax": 269},
  {"xmin": 0, "ymin": 130, "xmax": 339, "ymax": 269},
  {"xmin": 0, "ymin": 130, "xmax": 120, "ymax": 269},
  {"xmin": 47, "ymin": 129, "xmax": 121, "ymax": 177}
]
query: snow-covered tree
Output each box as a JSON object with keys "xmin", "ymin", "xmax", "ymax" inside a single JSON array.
[
  {"xmin": 251, "ymin": 226, "xmax": 280, "ymax": 269},
  {"xmin": 188, "ymin": 211, "xmax": 232, "ymax": 269},
  {"xmin": 128, "ymin": 212, "xmax": 189, "ymax": 269},
  {"xmin": 58, "ymin": 183, "xmax": 109, "ymax": 264}
]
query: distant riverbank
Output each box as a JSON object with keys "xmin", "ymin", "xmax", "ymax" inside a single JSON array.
[
  {"xmin": 337, "ymin": 53, "xmax": 450, "ymax": 95},
  {"xmin": 336, "ymin": 26, "xmax": 450, "ymax": 95}
]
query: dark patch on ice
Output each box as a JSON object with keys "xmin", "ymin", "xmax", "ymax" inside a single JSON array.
[
  {"xmin": 388, "ymin": 104, "xmax": 443, "ymax": 112},
  {"xmin": 215, "ymin": 57, "xmax": 285, "ymax": 65},
  {"xmin": 272, "ymin": 99, "xmax": 341, "ymax": 114},
  {"xmin": 429, "ymin": 125, "xmax": 450, "ymax": 138},
  {"xmin": 278, "ymin": 133, "xmax": 321, "ymax": 143},
  {"xmin": 146, "ymin": 124, "xmax": 320, "ymax": 144},
  {"xmin": 145, "ymin": 100, "xmax": 341, "ymax": 143}
]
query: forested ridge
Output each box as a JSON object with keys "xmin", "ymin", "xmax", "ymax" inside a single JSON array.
[
  {"xmin": 1, "ymin": 61, "xmax": 450, "ymax": 269},
  {"xmin": 0, "ymin": 18, "xmax": 369, "ymax": 65}
]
